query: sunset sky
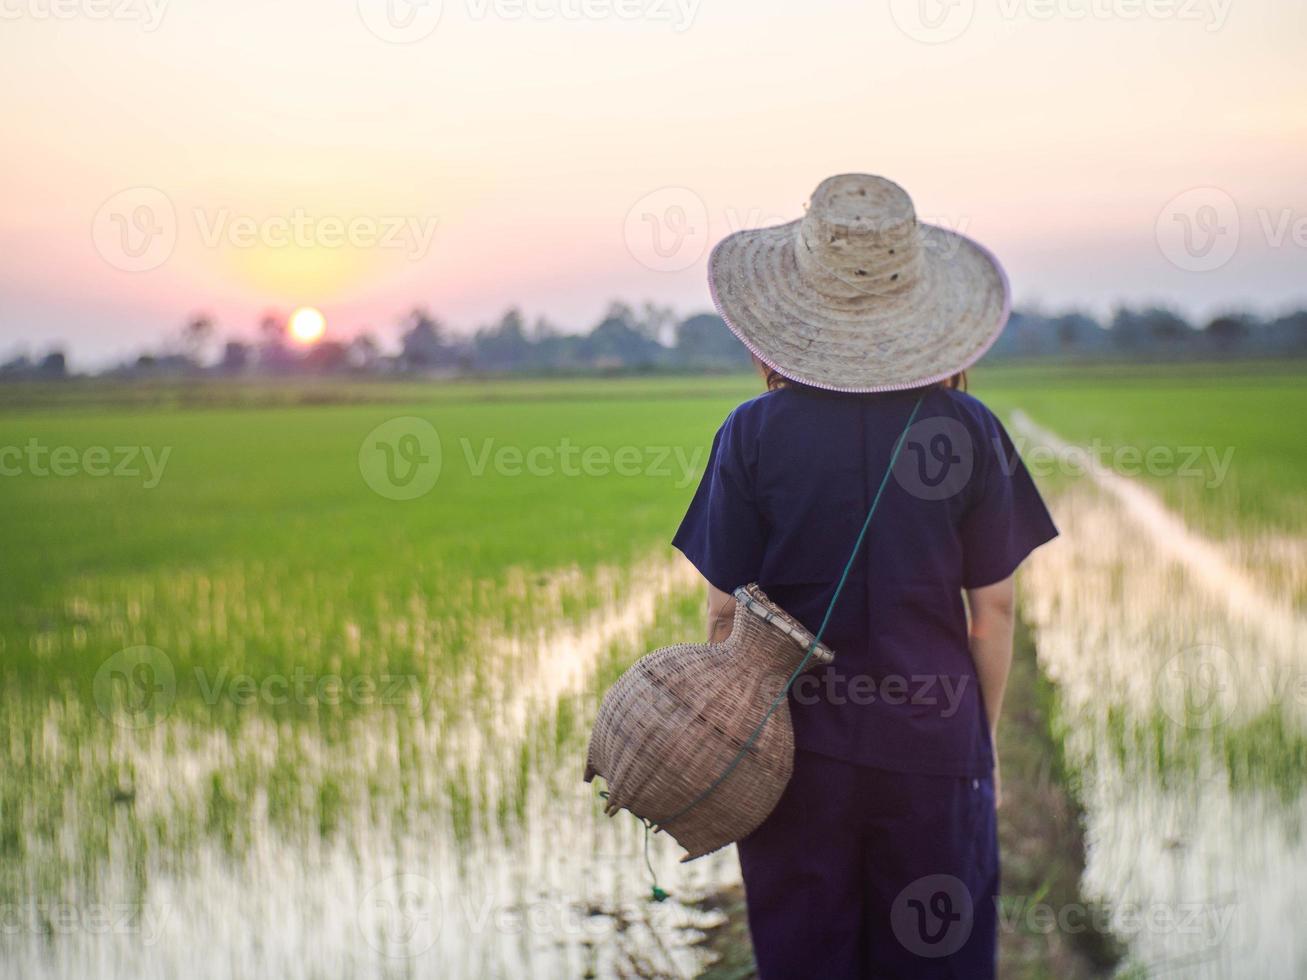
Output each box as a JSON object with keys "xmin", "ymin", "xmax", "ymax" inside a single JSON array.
[{"xmin": 1, "ymin": 0, "xmax": 1304, "ymax": 365}]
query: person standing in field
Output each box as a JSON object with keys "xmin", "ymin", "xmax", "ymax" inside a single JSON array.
[{"xmin": 673, "ymin": 174, "xmax": 1058, "ymax": 979}]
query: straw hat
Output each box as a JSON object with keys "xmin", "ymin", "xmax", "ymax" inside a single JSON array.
[{"xmin": 708, "ymin": 174, "xmax": 1010, "ymax": 392}]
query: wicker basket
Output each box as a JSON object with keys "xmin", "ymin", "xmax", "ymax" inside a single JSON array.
[{"xmin": 584, "ymin": 583, "xmax": 834, "ymax": 861}]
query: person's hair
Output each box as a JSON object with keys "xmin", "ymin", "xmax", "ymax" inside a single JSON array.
[{"xmin": 756, "ymin": 357, "xmax": 967, "ymax": 393}]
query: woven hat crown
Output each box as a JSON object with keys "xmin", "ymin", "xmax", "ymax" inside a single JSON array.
[
  {"xmin": 707, "ymin": 170, "xmax": 1009, "ymax": 392},
  {"xmin": 795, "ymin": 174, "xmax": 923, "ymax": 299}
]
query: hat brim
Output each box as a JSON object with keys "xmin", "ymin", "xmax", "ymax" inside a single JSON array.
[{"xmin": 708, "ymin": 220, "xmax": 1011, "ymax": 393}]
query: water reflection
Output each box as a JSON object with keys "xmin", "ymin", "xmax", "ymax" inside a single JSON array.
[
  {"xmin": 11, "ymin": 415, "xmax": 1304, "ymax": 979},
  {"xmin": 1019, "ymin": 474, "xmax": 1307, "ymax": 978},
  {"xmin": 0, "ymin": 555, "xmax": 738, "ymax": 979}
]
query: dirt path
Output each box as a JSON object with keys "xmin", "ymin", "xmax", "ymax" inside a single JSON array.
[{"xmin": 1010, "ymin": 410, "xmax": 1306, "ymax": 653}]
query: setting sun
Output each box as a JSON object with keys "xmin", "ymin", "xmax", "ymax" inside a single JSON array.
[{"xmin": 288, "ymin": 307, "xmax": 326, "ymax": 344}]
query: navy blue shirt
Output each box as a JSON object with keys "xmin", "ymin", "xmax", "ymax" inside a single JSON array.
[{"xmin": 672, "ymin": 385, "xmax": 1058, "ymax": 777}]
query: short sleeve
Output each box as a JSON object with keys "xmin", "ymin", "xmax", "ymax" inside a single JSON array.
[
  {"xmin": 671, "ymin": 408, "xmax": 766, "ymax": 593},
  {"xmin": 959, "ymin": 410, "xmax": 1059, "ymax": 588}
]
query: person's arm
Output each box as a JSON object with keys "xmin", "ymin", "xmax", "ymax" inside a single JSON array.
[
  {"xmin": 706, "ymin": 582, "xmax": 736, "ymax": 644},
  {"xmin": 966, "ymin": 574, "xmax": 1016, "ymax": 806}
]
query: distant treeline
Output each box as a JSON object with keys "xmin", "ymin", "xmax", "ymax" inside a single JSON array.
[
  {"xmin": 3, "ymin": 302, "xmax": 1306, "ymax": 381},
  {"xmin": 993, "ymin": 307, "xmax": 1307, "ymax": 361}
]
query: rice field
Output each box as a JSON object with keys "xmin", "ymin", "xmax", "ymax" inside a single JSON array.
[
  {"xmin": 984, "ymin": 365, "xmax": 1307, "ymax": 977},
  {"xmin": 0, "ymin": 365, "xmax": 1303, "ymax": 978},
  {"xmin": 980, "ymin": 362, "xmax": 1307, "ymax": 540}
]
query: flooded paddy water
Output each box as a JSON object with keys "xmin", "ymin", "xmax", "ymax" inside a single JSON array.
[
  {"xmin": 1, "ymin": 376, "xmax": 1303, "ymax": 979},
  {"xmin": 0, "ymin": 552, "xmax": 743, "ymax": 979},
  {"xmin": 1011, "ymin": 413, "xmax": 1307, "ymax": 978}
]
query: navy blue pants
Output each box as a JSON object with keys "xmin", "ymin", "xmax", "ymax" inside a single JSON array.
[{"xmin": 737, "ymin": 750, "xmax": 998, "ymax": 979}]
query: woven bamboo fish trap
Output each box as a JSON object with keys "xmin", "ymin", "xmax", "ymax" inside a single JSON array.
[{"xmin": 584, "ymin": 583, "xmax": 834, "ymax": 861}]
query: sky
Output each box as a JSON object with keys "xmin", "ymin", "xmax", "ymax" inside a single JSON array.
[{"xmin": 1, "ymin": 0, "xmax": 1305, "ymax": 366}]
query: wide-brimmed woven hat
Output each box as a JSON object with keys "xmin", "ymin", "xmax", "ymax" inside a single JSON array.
[{"xmin": 709, "ymin": 173, "xmax": 1010, "ymax": 392}]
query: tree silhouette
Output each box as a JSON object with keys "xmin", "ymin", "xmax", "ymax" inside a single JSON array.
[
  {"xmin": 400, "ymin": 307, "xmax": 452, "ymax": 368},
  {"xmin": 182, "ymin": 314, "xmax": 216, "ymax": 361}
]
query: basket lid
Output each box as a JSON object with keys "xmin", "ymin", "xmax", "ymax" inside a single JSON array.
[{"xmin": 733, "ymin": 584, "xmax": 835, "ymax": 666}]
